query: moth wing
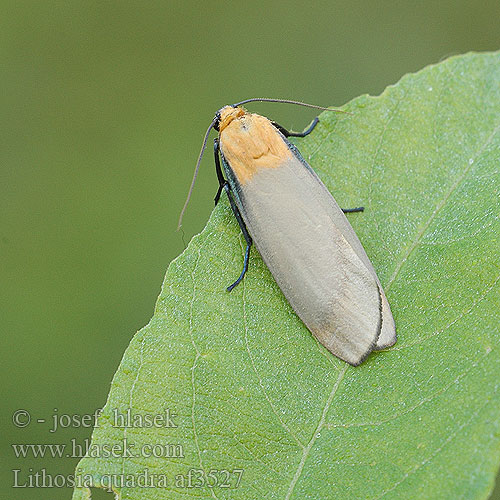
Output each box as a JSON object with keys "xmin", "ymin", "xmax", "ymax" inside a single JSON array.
[
  {"xmin": 289, "ymin": 150, "xmax": 397, "ymax": 350},
  {"xmin": 235, "ymin": 157, "xmax": 383, "ymax": 366}
]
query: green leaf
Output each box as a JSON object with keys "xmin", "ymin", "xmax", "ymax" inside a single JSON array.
[{"xmin": 73, "ymin": 52, "xmax": 500, "ymax": 500}]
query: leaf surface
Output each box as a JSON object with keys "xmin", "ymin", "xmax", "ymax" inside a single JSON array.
[{"xmin": 73, "ymin": 51, "xmax": 500, "ymax": 500}]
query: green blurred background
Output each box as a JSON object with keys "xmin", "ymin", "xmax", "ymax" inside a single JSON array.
[{"xmin": 1, "ymin": 1, "xmax": 499, "ymax": 498}]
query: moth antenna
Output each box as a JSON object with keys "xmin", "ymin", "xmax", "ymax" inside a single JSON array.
[
  {"xmin": 177, "ymin": 117, "xmax": 218, "ymax": 230},
  {"xmin": 232, "ymin": 98, "xmax": 351, "ymax": 115}
]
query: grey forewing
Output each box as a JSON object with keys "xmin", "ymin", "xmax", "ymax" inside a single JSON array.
[
  {"xmin": 219, "ymin": 130, "xmax": 395, "ymax": 363},
  {"xmin": 223, "ymin": 150, "xmax": 384, "ymax": 364},
  {"xmin": 285, "ymin": 137, "xmax": 396, "ymax": 349}
]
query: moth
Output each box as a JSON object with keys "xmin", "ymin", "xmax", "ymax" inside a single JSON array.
[{"xmin": 179, "ymin": 98, "xmax": 396, "ymax": 365}]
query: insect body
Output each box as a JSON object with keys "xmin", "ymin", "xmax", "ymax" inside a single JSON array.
[{"xmin": 182, "ymin": 100, "xmax": 396, "ymax": 365}]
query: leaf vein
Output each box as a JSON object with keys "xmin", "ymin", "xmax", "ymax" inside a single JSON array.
[
  {"xmin": 386, "ymin": 120, "xmax": 500, "ymax": 292},
  {"xmin": 326, "ymin": 349, "xmax": 490, "ymax": 430},
  {"xmin": 390, "ymin": 271, "xmax": 500, "ymax": 351},
  {"xmin": 189, "ymin": 245, "xmax": 219, "ymax": 500},
  {"xmin": 117, "ymin": 334, "xmax": 146, "ymax": 499},
  {"xmin": 284, "ymin": 365, "xmax": 348, "ymax": 500},
  {"xmin": 373, "ymin": 382, "xmax": 495, "ymax": 499},
  {"xmin": 241, "ymin": 239, "xmax": 305, "ymax": 449}
]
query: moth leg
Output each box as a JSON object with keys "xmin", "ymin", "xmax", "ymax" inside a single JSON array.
[
  {"xmin": 213, "ymin": 138, "xmax": 226, "ymax": 206},
  {"xmin": 342, "ymin": 207, "xmax": 364, "ymax": 213},
  {"xmin": 224, "ymin": 184, "xmax": 253, "ymax": 292},
  {"xmin": 212, "ymin": 138, "xmax": 253, "ymax": 290},
  {"xmin": 227, "ymin": 240, "xmax": 251, "ymax": 292},
  {"xmin": 272, "ymin": 117, "xmax": 319, "ymax": 138}
]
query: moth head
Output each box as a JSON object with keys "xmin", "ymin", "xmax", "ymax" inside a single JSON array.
[{"xmin": 215, "ymin": 106, "xmax": 245, "ymax": 133}]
